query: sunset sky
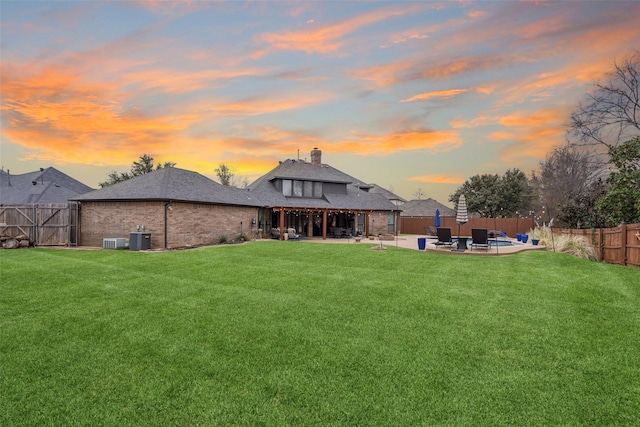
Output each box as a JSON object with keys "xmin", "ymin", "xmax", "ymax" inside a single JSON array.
[{"xmin": 2, "ymin": 1, "xmax": 639, "ymax": 206}]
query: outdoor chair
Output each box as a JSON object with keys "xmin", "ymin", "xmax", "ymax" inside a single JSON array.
[
  {"xmin": 471, "ymin": 228, "xmax": 490, "ymax": 251},
  {"xmin": 424, "ymin": 226, "xmax": 437, "ymax": 236},
  {"xmin": 271, "ymin": 228, "xmax": 281, "ymax": 239},
  {"xmin": 287, "ymin": 228, "xmax": 301, "ymax": 241},
  {"xmin": 435, "ymin": 227, "xmax": 455, "ymax": 249}
]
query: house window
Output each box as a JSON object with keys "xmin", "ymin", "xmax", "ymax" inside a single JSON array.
[
  {"xmin": 282, "ymin": 179, "xmax": 292, "ymax": 196},
  {"xmin": 387, "ymin": 212, "xmax": 395, "ymax": 233},
  {"xmin": 304, "ymin": 181, "xmax": 313, "ymax": 197},
  {"xmin": 313, "ymin": 182, "xmax": 323, "ymax": 198},
  {"xmin": 283, "ymin": 180, "xmax": 323, "ymax": 198}
]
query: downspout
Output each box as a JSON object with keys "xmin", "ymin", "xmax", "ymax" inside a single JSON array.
[
  {"xmin": 32, "ymin": 204, "xmax": 37, "ymax": 246},
  {"xmin": 75, "ymin": 202, "xmax": 79, "ymax": 247},
  {"xmin": 164, "ymin": 201, "xmax": 172, "ymax": 249}
]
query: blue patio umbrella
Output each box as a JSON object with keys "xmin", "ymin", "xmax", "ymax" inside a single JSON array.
[{"xmin": 434, "ymin": 209, "xmax": 441, "ymax": 228}]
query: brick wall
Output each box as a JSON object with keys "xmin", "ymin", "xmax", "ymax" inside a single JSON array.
[
  {"xmin": 79, "ymin": 201, "xmax": 259, "ymax": 249},
  {"xmin": 368, "ymin": 211, "xmax": 394, "ymax": 236}
]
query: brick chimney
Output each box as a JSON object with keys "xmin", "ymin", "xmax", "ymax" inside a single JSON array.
[{"xmin": 310, "ymin": 148, "xmax": 322, "ymax": 166}]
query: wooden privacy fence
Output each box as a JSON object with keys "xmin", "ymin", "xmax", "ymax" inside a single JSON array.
[
  {"xmin": 400, "ymin": 216, "xmax": 536, "ymax": 238},
  {"xmin": 554, "ymin": 224, "xmax": 640, "ymax": 268},
  {"xmin": 0, "ymin": 204, "xmax": 79, "ymax": 246}
]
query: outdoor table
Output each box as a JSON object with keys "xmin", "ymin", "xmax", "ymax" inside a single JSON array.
[{"xmin": 454, "ymin": 236, "xmax": 469, "ymax": 251}]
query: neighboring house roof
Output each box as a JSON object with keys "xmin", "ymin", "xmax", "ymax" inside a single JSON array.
[
  {"xmin": 0, "ymin": 167, "xmax": 94, "ymax": 204},
  {"xmin": 368, "ymin": 183, "xmax": 406, "ymax": 204},
  {"xmin": 400, "ymin": 198, "xmax": 455, "ymax": 217},
  {"xmin": 248, "ymin": 158, "xmax": 398, "ymax": 211},
  {"xmin": 72, "ymin": 167, "xmax": 262, "ymax": 207}
]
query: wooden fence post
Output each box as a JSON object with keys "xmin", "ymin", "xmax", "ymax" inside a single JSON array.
[
  {"xmin": 599, "ymin": 228, "xmax": 604, "ymax": 261},
  {"xmin": 621, "ymin": 224, "xmax": 627, "ymax": 266}
]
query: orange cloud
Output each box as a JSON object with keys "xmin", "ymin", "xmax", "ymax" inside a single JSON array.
[
  {"xmin": 333, "ymin": 129, "xmax": 463, "ymax": 156},
  {"xmin": 257, "ymin": 7, "xmax": 408, "ymax": 54},
  {"xmin": 402, "ymin": 89, "xmax": 468, "ymax": 103},
  {"xmin": 494, "ymin": 107, "xmax": 571, "ymax": 162},
  {"xmin": 124, "ymin": 67, "xmax": 272, "ymax": 94},
  {"xmin": 352, "ymin": 55, "xmax": 510, "ymax": 87},
  {"xmin": 0, "ymin": 64, "xmax": 221, "ymax": 166},
  {"xmin": 408, "ymin": 174, "xmax": 464, "ymax": 185},
  {"xmin": 210, "ymin": 92, "xmax": 333, "ymax": 117}
]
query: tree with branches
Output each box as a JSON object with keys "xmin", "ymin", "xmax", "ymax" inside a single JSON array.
[
  {"xmin": 449, "ymin": 169, "xmax": 533, "ymax": 218},
  {"xmin": 214, "ymin": 163, "xmax": 234, "ymax": 186},
  {"xmin": 596, "ymin": 137, "xmax": 640, "ymax": 226},
  {"xmin": 569, "ymin": 51, "xmax": 640, "ymax": 152},
  {"xmin": 99, "ymin": 154, "xmax": 175, "ymax": 187},
  {"xmin": 530, "ymin": 146, "xmax": 604, "ymax": 226}
]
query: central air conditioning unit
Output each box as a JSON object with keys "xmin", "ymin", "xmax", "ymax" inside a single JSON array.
[{"xmin": 103, "ymin": 238, "xmax": 128, "ymax": 249}]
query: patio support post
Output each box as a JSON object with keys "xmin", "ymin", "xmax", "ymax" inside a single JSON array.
[
  {"xmin": 322, "ymin": 210, "xmax": 328, "ymax": 240},
  {"xmin": 279, "ymin": 209, "xmax": 285, "ymax": 240}
]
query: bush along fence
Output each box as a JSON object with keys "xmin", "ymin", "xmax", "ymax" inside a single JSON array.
[{"xmin": 554, "ymin": 223, "xmax": 640, "ymax": 268}]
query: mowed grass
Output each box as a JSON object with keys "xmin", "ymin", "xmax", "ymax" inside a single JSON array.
[{"xmin": 1, "ymin": 242, "xmax": 639, "ymax": 426}]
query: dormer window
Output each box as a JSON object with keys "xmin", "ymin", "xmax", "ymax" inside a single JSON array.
[
  {"xmin": 279, "ymin": 179, "xmax": 323, "ymax": 198},
  {"xmin": 282, "ymin": 179, "xmax": 292, "ymax": 196}
]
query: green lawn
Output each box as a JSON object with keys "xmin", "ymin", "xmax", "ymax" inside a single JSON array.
[{"xmin": 1, "ymin": 242, "xmax": 639, "ymax": 426}]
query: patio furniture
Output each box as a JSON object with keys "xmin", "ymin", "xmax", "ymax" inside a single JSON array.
[
  {"xmin": 424, "ymin": 226, "xmax": 437, "ymax": 236},
  {"xmin": 470, "ymin": 228, "xmax": 490, "ymax": 251},
  {"xmin": 271, "ymin": 228, "xmax": 281, "ymax": 239},
  {"xmin": 435, "ymin": 227, "xmax": 455, "ymax": 249},
  {"xmin": 287, "ymin": 228, "xmax": 301, "ymax": 241}
]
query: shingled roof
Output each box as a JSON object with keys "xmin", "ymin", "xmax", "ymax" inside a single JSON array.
[
  {"xmin": 248, "ymin": 159, "xmax": 398, "ymax": 211},
  {"xmin": 0, "ymin": 167, "xmax": 93, "ymax": 204},
  {"xmin": 400, "ymin": 198, "xmax": 455, "ymax": 217},
  {"xmin": 72, "ymin": 167, "xmax": 262, "ymax": 207}
]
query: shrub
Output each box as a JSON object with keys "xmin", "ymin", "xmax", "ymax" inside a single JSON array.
[
  {"xmin": 237, "ymin": 233, "xmax": 249, "ymax": 242},
  {"xmin": 218, "ymin": 235, "xmax": 227, "ymax": 244},
  {"xmin": 528, "ymin": 226, "xmax": 597, "ymax": 261}
]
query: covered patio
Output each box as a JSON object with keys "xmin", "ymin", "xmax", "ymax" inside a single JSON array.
[{"xmin": 267, "ymin": 208, "xmax": 373, "ymax": 240}]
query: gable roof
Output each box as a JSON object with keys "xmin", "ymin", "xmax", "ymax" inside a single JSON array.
[
  {"xmin": 368, "ymin": 183, "xmax": 406, "ymax": 203},
  {"xmin": 248, "ymin": 159, "xmax": 398, "ymax": 211},
  {"xmin": 72, "ymin": 167, "xmax": 262, "ymax": 207},
  {"xmin": 0, "ymin": 167, "xmax": 93, "ymax": 204},
  {"xmin": 400, "ymin": 198, "xmax": 455, "ymax": 217}
]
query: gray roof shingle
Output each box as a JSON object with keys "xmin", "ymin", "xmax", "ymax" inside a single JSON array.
[
  {"xmin": 248, "ymin": 159, "xmax": 398, "ymax": 211},
  {"xmin": 400, "ymin": 198, "xmax": 455, "ymax": 217},
  {"xmin": 0, "ymin": 167, "xmax": 93, "ymax": 204},
  {"xmin": 72, "ymin": 167, "xmax": 262, "ymax": 207}
]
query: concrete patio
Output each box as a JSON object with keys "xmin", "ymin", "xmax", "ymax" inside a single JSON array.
[{"xmin": 299, "ymin": 234, "xmax": 546, "ymax": 255}]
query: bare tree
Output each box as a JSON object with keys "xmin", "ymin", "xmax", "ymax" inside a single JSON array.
[
  {"xmin": 531, "ymin": 146, "xmax": 604, "ymax": 224},
  {"xmin": 569, "ymin": 51, "xmax": 640, "ymax": 152}
]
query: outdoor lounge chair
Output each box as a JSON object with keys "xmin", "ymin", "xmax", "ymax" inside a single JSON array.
[
  {"xmin": 471, "ymin": 228, "xmax": 490, "ymax": 251},
  {"xmin": 424, "ymin": 226, "xmax": 437, "ymax": 236},
  {"xmin": 435, "ymin": 227, "xmax": 455, "ymax": 249},
  {"xmin": 287, "ymin": 228, "xmax": 301, "ymax": 241}
]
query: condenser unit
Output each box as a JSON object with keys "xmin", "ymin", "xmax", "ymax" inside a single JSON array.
[{"xmin": 103, "ymin": 238, "xmax": 128, "ymax": 249}]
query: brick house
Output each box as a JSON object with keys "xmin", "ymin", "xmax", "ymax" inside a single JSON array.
[
  {"xmin": 72, "ymin": 167, "xmax": 262, "ymax": 249},
  {"xmin": 248, "ymin": 148, "xmax": 400, "ymax": 239},
  {"xmin": 72, "ymin": 149, "xmax": 400, "ymax": 248}
]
